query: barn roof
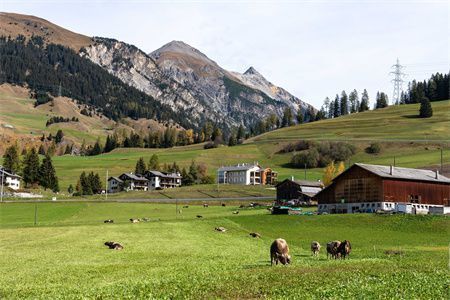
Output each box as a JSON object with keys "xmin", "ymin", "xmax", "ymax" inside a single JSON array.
[
  {"xmin": 276, "ymin": 179, "xmax": 323, "ymax": 188},
  {"xmin": 218, "ymin": 163, "xmax": 261, "ymax": 172},
  {"xmin": 146, "ymin": 170, "xmax": 182, "ymax": 179},
  {"xmin": 356, "ymin": 163, "xmax": 450, "ymax": 184}
]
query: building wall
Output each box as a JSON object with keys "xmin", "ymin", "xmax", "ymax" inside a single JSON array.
[
  {"xmin": 5, "ymin": 176, "xmax": 20, "ymax": 190},
  {"xmin": 276, "ymin": 181, "xmax": 300, "ymax": 201},
  {"xmin": 383, "ymin": 179, "xmax": 450, "ymax": 206},
  {"xmin": 317, "ymin": 167, "xmax": 383, "ymax": 204}
]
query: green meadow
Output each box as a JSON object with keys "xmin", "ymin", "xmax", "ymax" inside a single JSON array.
[{"xmin": 0, "ymin": 202, "xmax": 448, "ymax": 298}]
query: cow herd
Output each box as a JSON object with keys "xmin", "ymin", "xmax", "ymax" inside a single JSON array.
[{"xmin": 270, "ymin": 239, "xmax": 352, "ymax": 265}]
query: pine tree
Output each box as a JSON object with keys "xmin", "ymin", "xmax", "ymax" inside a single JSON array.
[
  {"xmin": 38, "ymin": 144, "xmax": 46, "ymax": 155},
  {"xmin": 55, "ymin": 129, "xmax": 64, "ymax": 144},
  {"xmin": 90, "ymin": 139, "xmax": 103, "ymax": 156},
  {"xmin": 359, "ymin": 89, "xmax": 370, "ymax": 112},
  {"xmin": 68, "ymin": 184, "xmax": 74, "ymax": 194},
  {"xmin": 47, "ymin": 141, "xmax": 56, "ymax": 156},
  {"xmin": 22, "ymin": 147, "xmax": 40, "ymax": 187},
  {"xmin": 135, "ymin": 157, "xmax": 147, "ymax": 175},
  {"xmin": 188, "ymin": 160, "xmax": 198, "ymax": 183},
  {"xmin": 148, "ymin": 154, "xmax": 160, "ymax": 171},
  {"xmin": 228, "ymin": 134, "xmax": 237, "ymax": 146},
  {"xmin": 340, "ymin": 91, "xmax": 349, "ymax": 115},
  {"xmin": 38, "ymin": 154, "xmax": 59, "ymax": 192},
  {"xmin": 281, "ymin": 107, "xmax": 294, "ymax": 127},
  {"xmin": 333, "ymin": 95, "xmax": 340, "ymax": 118},
  {"xmin": 349, "ymin": 89, "xmax": 359, "ymax": 113},
  {"xmin": 79, "ymin": 171, "xmax": 92, "ymax": 195},
  {"xmin": 88, "ymin": 172, "xmax": 102, "ymax": 194},
  {"xmin": 296, "ymin": 109, "xmax": 304, "ymax": 124},
  {"xmin": 2, "ymin": 144, "xmax": 20, "ymax": 173},
  {"xmin": 419, "ymin": 97, "xmax": 433, "ymax": 118},
  {"xmin": 375, "ymin": 92, "xmax": 388, "ymax": 109}
]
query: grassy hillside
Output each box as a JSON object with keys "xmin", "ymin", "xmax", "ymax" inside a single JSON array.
[
  {"xmin": 0, "ymin": 202, "xmax": 448, "ymax": 298},
  {"xmin": 250, "ymin": 100, "xmax": 449, "ymax": 142},
  {"xmin": 2, "ymin": 100, "xmax": 448, "ymax": 191}
]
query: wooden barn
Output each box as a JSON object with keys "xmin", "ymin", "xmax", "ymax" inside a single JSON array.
[
  {"xmin": 276, "ymin": 179, "xmax": 323, "ymax": 205},
  {"xmin": 316, "ymin": 163, "xmax": 450, "ymax": 214}
]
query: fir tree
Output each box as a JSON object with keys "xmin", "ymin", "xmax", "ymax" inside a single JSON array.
[
  {"xmin": 228, "ymin": 134, "xmax": 237, "ymax": 146},
  {"xmin": 333, "ymin": 95, "xmax": 340, "ymax": 118},
  {"xmin": 188, "ymin": 160, "xmax": 198, "ymax": 183},
  {"xmin": 359, "ymin": 89, "xmax": 370, "ymax": 112},
  {"xmin": 22, "ymin": 147, "xmax": 40, "ymax": 187},
  {"xmin": 148, "ymin": 154, "xmax": 160, "ymax": 171},
  {"xmin": 281, "ymin": 107, "xmax": 294, "ymax": 127},
  {"xmin": 2, "ymin": 144, "xmax": 20, "ymax": 173},
  {"xmin": 68, "ymin": 184, "xmax": 74, "ymax": 194},
  {"xmin": 90, "ymin": 139, "xmax": 103, "ymax": 156},
  {"xmin": 135, "ymin": 157, "xmax": 147, "ymax": 175},
  {"xmin": 340, "ymin": 90, "xmax": 349, "ymax": 115},
  {"xmin": 419, "ymin": 97, "xmax": 433, "ymax": 118},
  {"xmin": 296, "ymin": 109, "xmax": 304, "ymax": 124},
  {"xmin": 39, "ymin": 154, "xmax": 59, "ymax": 192},
  {"xmin": 38, "ymin": 144, "xmax": 46, "ymax": 155},
  {"xmin": 79, "ymin": 171, "xmax": 92, "ymax": 195},
  {"xmin": 348, "ymin": 89, "xmax": 359, "ymax": 113},
  {"xmin": 55, "ymin": 129, "xmax": 64, "ymax": 144}
]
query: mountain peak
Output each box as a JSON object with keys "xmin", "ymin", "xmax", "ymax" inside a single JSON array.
[{"xmin": 244, "ymin": 66, "xmax": 262, "ymax": 77}]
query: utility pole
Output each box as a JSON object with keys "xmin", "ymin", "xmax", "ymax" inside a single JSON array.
[
  {"xmin": 441, "ymin": 148, "xmax": 443, "ymax": 173},
  {"xmin": 304, "ymin": 164, "xmax": 307, "ymax": 180},
  {"xmin": 390, "ymin": 58, "xmax": 406, "ymax": 105},
  {"xmin": 105, "ymin": 170, "xmax": 108, "ymax": 201},
  {"xmin": 0, "ymin": 170, "xmax": 4, "ymax": 203}
]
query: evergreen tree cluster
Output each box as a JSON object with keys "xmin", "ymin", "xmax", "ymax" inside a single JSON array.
[
  {"xmin": 321, "ymin": 89, "xmax": 372, "ymax": 119},
  {"xmin": 75, "ymin": 171, "xmax": 102, "ymax": 195},
  {"xmin": 46, "ymin": 116, "xmax": 78, "ymax": 127},
  {"xmin": 401, "ymin": 72, "xmax": 449, "ymax": 104},
  {"xmin": 0, "ymin": 36, "xmax": 190, "ymax": 128},
  {"xmin": 2, "ymin": 144, "xmax": 59, "ymax": 192}
]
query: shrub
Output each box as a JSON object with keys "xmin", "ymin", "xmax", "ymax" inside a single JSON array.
[
  {"xmin": 291, "ymin": 148, "xmax": 320, "ymax": 168},
  {"xmin": 366, "ymin": 143, "xmax": 381, "ymax": 154},
  {"xmin": 203, "ymin": 142, "xmax": 217, "ymax": 149}
]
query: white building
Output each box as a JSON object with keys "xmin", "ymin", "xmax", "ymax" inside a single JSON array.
[
  {"xmin": 107, "ymin": 176, "xmax": 123, "ymax": 193},
  {"xmin": 217, "ymin": 163, "xmax": 262, "ymax": 185},
  {"xmin": 145, "ymin": 171, "xmax": 182, "ymax": 190},
  {"xmin": 0, "ymin": 166, "xmax": 21, "ymax": 190}
]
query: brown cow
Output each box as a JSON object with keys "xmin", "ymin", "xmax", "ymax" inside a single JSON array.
[
  {"xmin": 104, "ymin": 241, "xmax": 123, "ymax": 250},
  {"xmin": 326, "ymin": 241, "xmax": 341, "ymax": 259},
  {"xmin": 249, "ymin": 232, "xmax": 261, "ymax": 238},
  {"xmin": 270, "ymin": 238, "xmax": 291, "ymax": 266},
  {"xmin": 311, "ymin": 241, "xmax": 321, "ymax": 256},
  {"xmin": 337, "ymin": 240, "xmax": 352, "ymax": 259}
]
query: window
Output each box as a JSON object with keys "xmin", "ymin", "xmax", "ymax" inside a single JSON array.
[{"xmin": 409, "ymin": 195, "xmax": 421, "ymax": 204}]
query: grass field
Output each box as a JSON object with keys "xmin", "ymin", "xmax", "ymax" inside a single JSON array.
[{"xmin": 0, "ymin": 202, "xmax": 448, "ymax": 298}]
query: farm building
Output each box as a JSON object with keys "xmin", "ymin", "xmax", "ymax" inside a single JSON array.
[
  {"xmin": 316, "ymin": 163, "xmax": 450, "ymax": 214},
  {"xmin": 0, "ymin": 166, "xmax": 21, "ymax": 190},
  {"xmin": 276, "ymin": 179, "xmax": 323, "ymax": 205},
  {"xmin": 217, "ymin": 163, "xmax": 277, "ymax": 185},
  {"xmin": 107, "ymin": 176, "xmax": 123, "ymax": 193},
  {"xmin": 145, "ymin": 171, "xmax": 182, "ymax": 189}
]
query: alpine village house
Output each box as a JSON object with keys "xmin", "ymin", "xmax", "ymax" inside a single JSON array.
[
  {"xmin": 0, "ymin": 166, "xmax": 21, "ymax": 191},
  {"xmin": 217, "ymin": 163, "xmax": 277, "ymax": 185},
  {"xmin": 107, "ymin": 171, "xmax": 182, "ymax": 193}
]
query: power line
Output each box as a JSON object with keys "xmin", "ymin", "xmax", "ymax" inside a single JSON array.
[{"xmin": 390, "ymin": 58, "xmax": 407, "ymax": 105}]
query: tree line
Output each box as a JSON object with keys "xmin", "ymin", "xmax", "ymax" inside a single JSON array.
[{"xmin": 2, "ymin": 144, "xmax": 59, "ymax": 192}]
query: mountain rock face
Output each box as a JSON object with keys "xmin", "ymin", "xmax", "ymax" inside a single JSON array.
[{"xmin": 1, "ymin": 12, "xmax": 315, "ymax": 131}]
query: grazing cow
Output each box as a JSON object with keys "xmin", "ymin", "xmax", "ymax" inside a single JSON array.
[
  {"xmin": 142, "ymin": 217, "xmax": 150, "ymax": 222},
  {"xmin": 129, "ymin": 218, "xmax": 139, "ymax": 223},
  {"xmin": 337, "ymin": 240, "xmax": 352, "ymax": 259},
  {"xmin": 221, "ymin": 203, "xmax": 226, "ymax": 207},
  {"xmin": 215, "ymin": 227, "xmax": 227, "ymax": 232},
  {"xmin": 104, "ymin": 219, "xmax": 114, "ymax": 223},
  {"xmin": 326, "ymin": 241, "xmax": 341, "ymax": 259},
  {"xmin": 203, "ymin": 203, "xmax": 209, "ymax": 208},
  {"xmin": 270, "ymin": 238, "xmax": 291, "ymax": 266},
  {"xmin": 196, "ymin": 215, "xmax": 203, "ymax": 218},
  {"xmin": 183, "ymin": 205, "xmax": 189, "ymax": 208},
  {"xmin": 311, "ymin": 241, "xmax": 321, "ymax": 256},
  {"xmin": 249, "ymin": 232, "xmax": 261, "ymax": 238},
  {"xmin": 232, "ymin": 211, "xmax": 239, "ymax": 214},
  {"xmin": 104, "ymin": 241, "xmax": 123, "ymax": 250}
]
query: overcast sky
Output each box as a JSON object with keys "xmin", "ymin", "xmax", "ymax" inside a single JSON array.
[{"xmin": 2, "ymin": 0, "xmax": 448, "ymax": 108}]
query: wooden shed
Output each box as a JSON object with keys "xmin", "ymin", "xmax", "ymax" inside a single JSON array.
[
  {"xmin": 316, "ymin": 163, "xmax": 450, "ymax": 214},
  {"xmin": 276, "ymin": 179, "xmax": 323, "ymax": 205}
]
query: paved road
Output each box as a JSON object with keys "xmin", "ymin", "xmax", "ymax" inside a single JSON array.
[{"xmin": 1, "ymin": 196, "xmax": 275, "ymax": 204}]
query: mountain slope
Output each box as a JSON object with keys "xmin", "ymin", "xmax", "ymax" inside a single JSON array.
[
  {"xmin": 0, "ymin": 12, "xmax": 92, "ymax": 50},
  {"xmin": 0, "ymin": 12, "xmax": 315, "ymax": 132}
]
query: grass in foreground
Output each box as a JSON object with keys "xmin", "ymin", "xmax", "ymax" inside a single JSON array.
[{"xmin": 0, "ymin": 202, "xmax": 448, "ymax": 298}]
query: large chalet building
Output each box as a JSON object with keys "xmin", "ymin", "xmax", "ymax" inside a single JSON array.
[
  {"xmin": 316, "ymin": 163, "xmax": 450, "ymax": 214},
  {"xmin": 107, "ymin": 170, "xmax": 182, "ymax": 193},
  {"xmin": 217, "ymin": 163, "xmax": 277, "ymax": 185}
]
